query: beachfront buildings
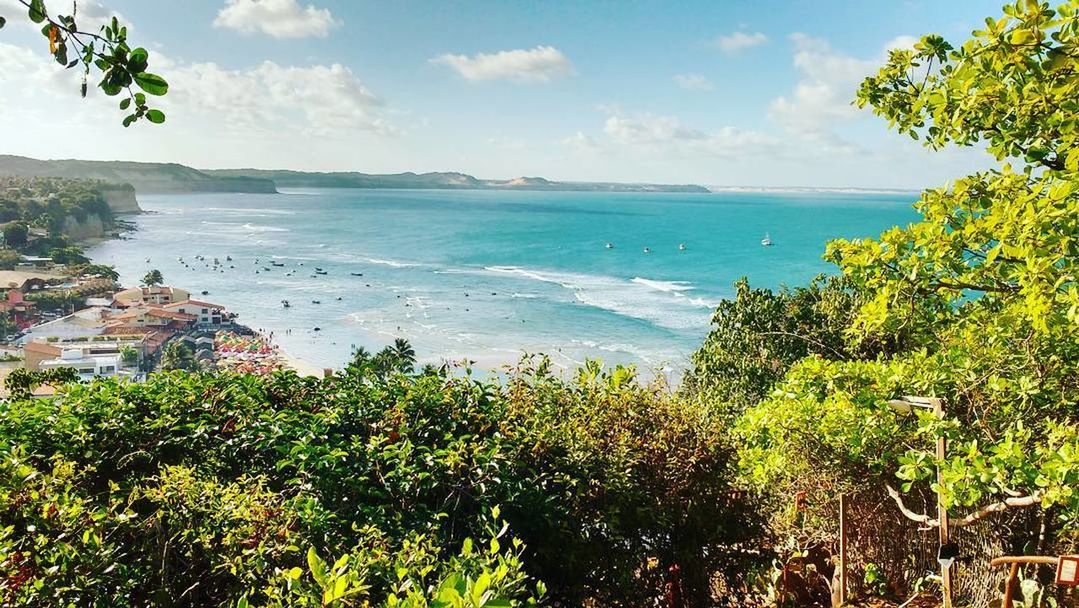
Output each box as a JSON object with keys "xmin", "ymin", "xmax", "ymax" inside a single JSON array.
[
  {"xmin": 162, "ymin": 300, "xmax": 229, "ymax": 326},
  {"xmin": 39, "ymin": 348, "xmax": 122, "ymax": 381},
  {"xmin": 114, "ymin": 285, "xmax": 191, "ymax": 307}
]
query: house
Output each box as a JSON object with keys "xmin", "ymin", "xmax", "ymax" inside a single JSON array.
[
  {"xmin": 39, "ymin": 349, "xmax": 122, "ymax": 381},
  {"xmin": 0, "ymin": 289, "xmax": 36, "ymax": 329},
  {"xmin": 163, "ymin": 300, "xmax": 230, "ymax": 326},
  {"xmin": 17, "ymin": 307, "xmax": 111, "ymax": 344},
  {"xmin": 23, "ymin": 334, "xmax": 150, "ymax": 371},
  {"xmin": 113, "ymin": 285, "xmax": 191, "ymax": 307},
  {"xmin": 106, "ymin": 306, "xmax": 196, "ymax": 329},
  {"xmin": 17, "ymin": 255, "xmax": 54, "ymax": 269},
  {"xmin": 0, "ymin": 269, "xmax": 65, "ymax": 294}
]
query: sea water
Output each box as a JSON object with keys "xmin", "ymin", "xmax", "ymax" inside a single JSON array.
[{"xmin": 88, "ymin": 188, "xmax": 919, "ymax": 377}]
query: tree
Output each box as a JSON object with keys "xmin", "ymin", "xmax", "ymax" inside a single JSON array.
[
  {"xmin": 76, "ymin": 263, "xmax": 119, "ymax": 281},
  {"xmin": 159, "ymin": 341, "xmax": 196, "ymax": 372},
  {"xmin": 2, "ymin": 222, "xmax": 28, "ymax": 248},
  {"xmin": 141, "ymin": 269, "xmax": 163, "ymax": 287},
  {"xmin": 735, "ymin": 0, "xmax": 1079, "ymax": 560},
  {"xmin": 0, "ymin": 1, "xmax": 169, "ymax": 126},
  {"xmin": 119, "ymin": 345, "xmax": 138, "ymax": 367},
  {"xmin": 48, "ymin": 245, "xmax": 89, "ymax": 265}
]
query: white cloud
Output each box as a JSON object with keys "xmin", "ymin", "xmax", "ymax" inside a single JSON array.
[
  {"xmin": 430, "ymin": 45, "xmax": 575, "ymax": 83},
  {"xmin": 214, "ymin": 0, "xmax": 339, "ymax": 38},
  {"xmin": 561, "ymin": 131, "xmax": 599, "ymax": 153},
  {"xmin": 0, "ymin": 0, "xmax": 125, "ymax": 32},
  {"xmin": 769, "ymin": 33, "xmax": 916, "ymax": 147},
  {"xmin": 712, "ymin": 31, "xmax": 767, "ymax": 54},
  {"xmin": 673, "ymin": 73, "xmax": 714, "ymax": 91},
  {"xmin": 165, "ymin": 60, "xmax": 390, "ymax": 135},
  {"xmin": 602, "ymin": 112, "xmax": 778, "ymax": 157}
]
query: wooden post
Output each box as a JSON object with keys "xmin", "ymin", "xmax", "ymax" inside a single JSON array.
[
  {"xmin": 838, "ymin": 493, "xmax": 847, "ymax": 606},
  {"xmin": 932, "ymin": 398, "xmax": 952, "ymax": 608}
]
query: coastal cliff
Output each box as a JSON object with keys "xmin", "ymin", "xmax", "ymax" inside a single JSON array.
[{"xmin": 98, "ymin": 183, "xmax": 142, "ymax": 214}]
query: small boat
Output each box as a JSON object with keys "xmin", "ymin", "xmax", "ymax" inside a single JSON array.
[
  {"xmin": 350, "ymin": 272, "xmax": 364, "ymax": 276},
  {"xmin": 643, "ymin": 247, "xmax": 651, "ymax": 254},
  {"xmin": 145, "ymin": 258, "xmax": 151, "ymax": 263},
  {"xmin": 271, "ymin": 261, "xmax": 285, "ymax": 267},
  {"xmin": 313, "ymin": 327, "xmax": 321, "ymax": 331},
  {"xmin": 335, "ymin": 297, "xmax": 343, "ymax": 301},
  {"xmin": 314, "ymin": 267, "xmax": 324, "ymax": 272},
  {"xmin": 226, "ymin": 255, "xmax": 232, "ymax": 261},
  {"xmin": 761, "ymin": 233, "xmax": 773, "ymax": 247},
  {"xmin": 605, "ymin": 242, "xmax": 614, "ymax": 249},
  {"xmin": 201, "ymin": 290, "xmax": 209, "ymax": 295},
  {"xmin": 312, "ymin": 300, "xmax": 321, "ymax": 304},
  {"xmin": 281, "ymin": 300, "xmax": 290, "ymax": 308},
  {"xmin": 263, "ymin": 267, "xmax": 272, "ymax": 271},
  {"xmin": 315, "ymin": 270, "xmax": 328, "ymax": 275},
  {"xmin": 679, "ymin": 243, "xmax": 686, "ymax": 251}
]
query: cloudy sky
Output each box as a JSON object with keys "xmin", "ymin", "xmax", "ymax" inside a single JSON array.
[{"xmin": 0, "ymin": 0, "xmax": 1003, "ymax": 188}]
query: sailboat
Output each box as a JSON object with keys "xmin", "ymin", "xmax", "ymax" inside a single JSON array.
[{"xmin": 761, "ymin": 233, "xmax": 773, "ymax": 247}]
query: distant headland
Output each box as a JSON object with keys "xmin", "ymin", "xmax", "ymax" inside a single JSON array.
[{"xmin": 0, "ymin": 155, "xmax": 710, "ymax": 195}]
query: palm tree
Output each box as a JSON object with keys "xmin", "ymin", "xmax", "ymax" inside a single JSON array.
[
  {"xmin": 160, "ymin": 341, "xmax": 196, "ymax": 371},
  {"xmin": 391, "ymin": 338, "xmax": 416, "ymax": 371},
  {"xmin": 141, "ymin": 269, "xmax": 164, "ymax": 287}
]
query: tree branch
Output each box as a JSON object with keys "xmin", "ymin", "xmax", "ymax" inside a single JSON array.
[{"xmin": 886, "ymin": 484, "xmax": 1043, "ymax": 529}]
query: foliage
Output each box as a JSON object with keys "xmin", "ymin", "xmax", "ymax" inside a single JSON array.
[
  {"xmin": 725, "ymin": 0, "xmax": 1079, "ymax": 567},
  {"xmin": 0, "ymin": 176, "xmax": 118, "ymax": 248},
  {"xmin": 0, "ymin": 0, "xmax": 168, "ymax": 126},
  {"xmin": 141, "ymin": 268, "xmax": 164, "ymax": 287},
  {"xmin": 74, "ymin": 263, "xmax": 120, "ymax": 281},
  {"xmin": 0, "ymin": 349, "xmax": 761, "ymax": 607},
  {"xmin": 47, "ymin": 245, "xmax": 89, "ymax": 265},
  {"xmin": 119, "ymin": 344, "xmax": 138, "ymax": 366},
  {"xmin": 25, "ymin": 290, "xmax": 82, "ymax": 314},
  {"xmin": 1, "ymin": 222, "xmax": 28, "ymax": 248},
  {"xmin": 3, "ymin": 366, "xmax": 78, "ymax": 399},
  {"xmin": 683, "ymin": 275, "xmax": 906, "ymax": 420},
  {"xmin": 159, "ymin": 340, "xmax": 197, "ymax": 371}
]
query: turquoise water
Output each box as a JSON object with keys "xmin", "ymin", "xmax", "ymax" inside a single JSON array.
[{"xmin": 88, "ymin": 188, "xmax": 918, "ymax": 376}]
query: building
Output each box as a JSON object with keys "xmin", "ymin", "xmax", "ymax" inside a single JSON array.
[
  {"xmin": 23, "ymin": 335, "xmax": 149, "ymax": 371},
  {"xmin": 113, "ymin": 285, "xmax": 191, "ymax": 307},
  {"xmin": 163, "ymin": 300, "xmax": 230, "ymax": 326},
  {"xmin": 0, "ymin": 289, "xmax": 36, "ymax": 329},
  {"xmin": 17, "ymin": 306, "xmax": 111, "ymax": 344},
  {"xmin": 106, "ymin": 306, "xmax": 196, "ymax": 329},
  {"xmin": 39, "ymin": 349, "xmax": 122, "ymax": 381}
]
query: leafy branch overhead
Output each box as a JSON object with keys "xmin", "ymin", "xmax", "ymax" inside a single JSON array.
[{"xmin": 1, "ymin": 0, "xmax": 169, "ymax": 126}]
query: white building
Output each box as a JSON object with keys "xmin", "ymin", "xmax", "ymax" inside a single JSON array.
[{"xmin": 40, "ymin": 349, "xmax": 122, "ymax": 381}]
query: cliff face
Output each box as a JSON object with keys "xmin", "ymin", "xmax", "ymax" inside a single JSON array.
[
  {"xmin": 98, "ymin": 184, "xmax": 142, "ymax": 214},
  {"xmin": 62, "ymin": 214, "xmax": 107, "ymax": 241}
]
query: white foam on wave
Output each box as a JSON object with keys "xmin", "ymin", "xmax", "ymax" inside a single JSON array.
[
  {"xmin": 483, "ymin": 265, "xmax": 716, "ymax": 330},
  {"xmin": 364, "ymin": 257, "xmax": 422, "ymax": 268},
  {"xmin": 630, "ymin": 277, "xmax": 694, "ymax": 293}
]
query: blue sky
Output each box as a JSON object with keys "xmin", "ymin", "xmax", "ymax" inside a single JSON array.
[{"xmin": 0, "ymin": 0, "xmax": 1005, "ymax": 188}]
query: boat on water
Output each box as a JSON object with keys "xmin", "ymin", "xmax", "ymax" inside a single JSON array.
[
  {"xmin": 271, "ymin": 261, "xmax": 285, "ymax": 267},
  {"xmin": 643, "ymin": 247, "xmax": 651, "ymax": 254},
  {"xmin": 312, "ymin": 300, "xmax": 321, "ymax": 304},
  {"xmin": 605, "ymin": 242, "xmax": 614, "ymax": 249},
  {"xmin": 350, "ymin": 272, "xmax": 364, "ymax": 276},
  {"xmin": 679, "ymin": 243, "xmax": 686, "ymax": 251},
  {"xmin": 281, "ymin": 300, "xmax": 290, "ymax": 308},
  {"xmin": 761, "ymin": 233, "xmax": 773, "ymax": 246},
  {"xmin": 201, "ymin": 290, "xmax": 209, "ymax": 295},
  {"xmin": 315, "ymin": 270, "xmax": 328, "ymax": 275}
]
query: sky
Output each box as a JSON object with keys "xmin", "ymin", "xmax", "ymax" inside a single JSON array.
[{"xmin": 0, "ymin": 0, "xmax": 1006, "ymax": 188}]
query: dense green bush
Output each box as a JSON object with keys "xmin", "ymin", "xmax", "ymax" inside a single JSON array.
[{"xmin": 0, "ymin": 358, "xmax": 755, "ymax": 607}]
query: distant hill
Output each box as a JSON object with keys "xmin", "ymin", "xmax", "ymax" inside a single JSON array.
[
  {"xmin": 204, "ymin": 168, "xmax": 710, "ymax": 193},
  {"xmin": 0, "ymin": 155, "xmax": 277, "ymax": 195}
]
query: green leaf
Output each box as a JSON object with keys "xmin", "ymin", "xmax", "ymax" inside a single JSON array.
[
  {"xmin": 307, "ymin": 547, "xmax": 328, "ymax": 589},
  {"xmin": 133, "ymin": 72, "xmax": 168, "ymax": 96},
  {"xmin": 120, "ymin": 98, "xmax": 131, "ymax": 110},
  {"xmin": 146, "ymin": 109, "xmax": 166, "ymax": 124},
  {"xmin": 28, "ymin": 0, "xmax": 46, "ymax": 23}
]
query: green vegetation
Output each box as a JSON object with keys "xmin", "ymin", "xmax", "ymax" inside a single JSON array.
[
  {"xmin": 0, "ymin": 176, "xmax": 117, "ymax": 251},
  {"xmin": 142, "ymin": 268, "xmax": 164, "ymax": 287},
  {"xmin": 0, "ymin": 359, "xmax": 757, "ymax": 606},
  {"xmin": 0, "ymin": 1, "xmax": 1076, "ymax": 606},
  {"xmin": 0, "ymin": 0, "xmax": 167, "ymax": 126},
  {"xmin": 159, "ymin": 340, "xmax": 197, "ymax": 371}
]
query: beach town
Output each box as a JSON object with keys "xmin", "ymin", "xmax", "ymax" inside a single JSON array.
[{"xmin": 0, "ymin": 253, "xmax": 323, "ymax": 397}]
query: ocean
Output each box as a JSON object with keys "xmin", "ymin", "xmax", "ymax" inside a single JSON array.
[{"xmin": 87, "ymin": 188, "xmax": 919, "ymax": 378}]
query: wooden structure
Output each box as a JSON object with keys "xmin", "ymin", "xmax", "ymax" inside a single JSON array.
[{"xmin": 989, "ymin": 556, "xmax": 1060, "ymax": 608}]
